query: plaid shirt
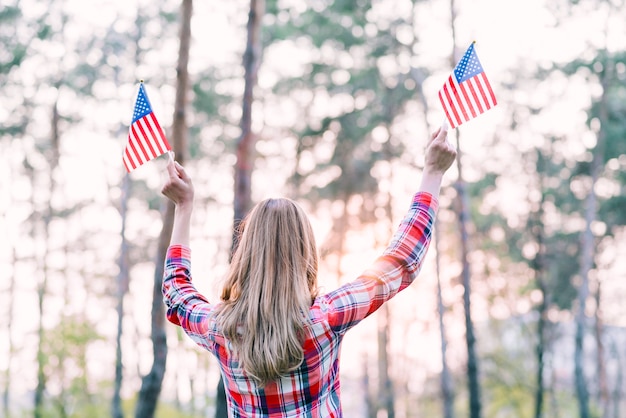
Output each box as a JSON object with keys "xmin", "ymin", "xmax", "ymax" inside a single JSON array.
[{"xmin": 163, "ymin": 192, "xmax": 438, "ymax": 417}]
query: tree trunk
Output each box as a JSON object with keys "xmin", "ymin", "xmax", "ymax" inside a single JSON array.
[
  {"xmin": 435, "ymin": 223, "xmax": 455, "ymax": 418},
  {"xmin": 362, "ymin": 353, "xmax": 376, "ymax": 418},
  {"xmin": 448, "ymin": 0, "xmax": 482, "ymax": 416},
  {"xmin": 534, "ymin": 270, "xmax": 547, "ymax": 418},
  {"xmin": 595, "ymin": 282, "xmax": 608, "ymax": 417},
  {"xmin": 217, "ymin": 1, "xmax": 265, "ymax": 415},
  {"xmin": 113, "ymin": 173, "xmax": 130, "ymax": 418},
  {"xmin": 34, "ymin": 98, "xmax": 61, "ymax": 418},
  {"xmin": 611, "ymin": 341, "xmax": 622, "ymax": 418},
  {"xmin": 574, "ymin": 172, "xmax": 594, "ymax": 418},
  {"xmin": 407, "ymin": 14, "xmax": 455, "ymax": 415},
  {"xmin": 377, "ymin": 304, "xmax": 395, "ymax": 418},
  {"xmin": 3, "ymin": 248, "xmax": 16, "ymax": 418},
  {"xmin": 455, "ymin": 176, "xmax": 482, "ymax": 418},
  {"xmin": 574, "ymin": 49, "xmax": 610, "ymax": 418},
  {"xmin": 533, "ymin": 148, "xmax": 548, "ymax": 418},
  {"xmin": 231, "ymin": 0, "xmax": 265, "ymax": 241},
  {"xmin": 594, "ymin": 53, "xmax": 612, "ymax": 418},
  {"xmin": 452, "ymin": 96, "xmax": 482, "ymax": 418},
  {"xmin": 135, "ymin": 1, "xmax": 192, "ymax": 416}
]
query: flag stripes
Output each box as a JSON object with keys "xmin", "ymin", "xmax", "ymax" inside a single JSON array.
[{"xmin": 439, "ymin": 72, "xmax": 496, "ymax": 129}]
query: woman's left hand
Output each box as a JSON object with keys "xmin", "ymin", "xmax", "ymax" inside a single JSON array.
[{"xmin": 161, "ymin": 158, "xmax": 194, "ymax": 210}]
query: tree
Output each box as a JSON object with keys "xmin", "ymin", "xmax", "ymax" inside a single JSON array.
[
  {"xmin": 215, "ymin": 1, "xmax": 266, "ymax": 416},
  {"xmin": 570, "ymin": 46, "xmax": 621, "ymax": 418},
  {"xmin": 448, "ymin": 0, "xmax": 482, "ymax": 415},
  {"xmin": 435, "ymin": 223, "xmax": 455, "ymax": 418},
  {"xmin": 135, "ymin": 0, "xmax": 192, "ymax": 416}
]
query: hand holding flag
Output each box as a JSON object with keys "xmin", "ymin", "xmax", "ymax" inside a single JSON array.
[
  {"xmin": 438, "ymin": 42, "xmax": 497, "ymax": 129},
  {"xmin": 123, "ymin": 82, "xmax": 172, "ymax": 172}
]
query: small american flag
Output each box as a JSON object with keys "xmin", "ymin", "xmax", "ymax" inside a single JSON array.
[
  {"xmin": 123, "ymin": 83, "xmax": 171, "ymax": 172},
  {"xmin": 438, "ymin": 42, "xmax": 497, "ymax": 129}
]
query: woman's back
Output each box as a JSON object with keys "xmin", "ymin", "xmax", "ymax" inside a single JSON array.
[{"xmin": 216, "ymin": 306, "xmax": 342, "ymax": 417}]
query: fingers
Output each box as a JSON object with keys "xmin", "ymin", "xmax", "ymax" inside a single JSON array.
[
  {"xmin": 434, "ymin": 126, "xmax": 448, "ymax": 143},
  {"xmin": 174, "ymin": 161, "xmax": 190, "ymax": 181},
  {"xmin": 165, "ymin": 156, "xmax": 191, "ymax": 183},
  {"xmin": 427, "ymin": 129, "xmax": 446, "ymax": 151},
  {"xmin": 166, "ymin": 157, "xmax": 178, "ymax": 178}
]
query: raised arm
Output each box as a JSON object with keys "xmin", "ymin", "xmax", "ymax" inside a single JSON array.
[
  {"xmin": 161, "ymin": 158, "xmax": 195, "ymax": 247},
  {"xmin": 322, "ymin": 127, "xmax": 456, "ymax": 332}
]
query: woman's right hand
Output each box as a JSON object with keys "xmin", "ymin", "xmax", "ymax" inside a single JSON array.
[{"xmin": 161, "ymin": 157, "xmax": 194, "ymax": 211}]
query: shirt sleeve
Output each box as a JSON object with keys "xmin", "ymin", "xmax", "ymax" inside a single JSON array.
[
  {"xmin": 162, "ymin": 245, "xmax": 218, "ymax": 350},
  {"xmin": 319, "ymin": 192, "xmax": 438, "ymax": 334}
]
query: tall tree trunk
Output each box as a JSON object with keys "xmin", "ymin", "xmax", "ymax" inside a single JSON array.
[
  {"xmin": 454, "ymin": 175, "xmax": 482, "ymax": 418},
  {"xmin": 377, "ymin": 304, "xmax": 395, "ymax": 418},
  {"xmin": 574, "ymin": 50, "xmax": 610, "ymax": 418},
  {"xmin": 532, "ymin": 149, "xmax": 548, "ymax": 418},
  {"xmin": 216, "ymin": 1, "xmax": 265, "ymax": 416},
  {"xmin": 3, "ymin": 248, "xmax": 17, "ymax": 418},
  {"xmin": 594, "ymin": 51, "xmax": 612, "ymax": 418},
  {"xmin": 611, "ymin": 340, "xmax": 622, "ymax": 418},
  {"xmin": 362, "ymin": 353, "xmax": 376, "ymax": 418},
  {"xmin": 34, "ymin": 98, "xmax": 61, "ymax": 417},
  {"xmin": 332, "ymin": 198, "xmax": 349, "ymax": 285},
  {"xmin": 375, "ymin": 123, "xmax": 399, "ymax": 418},
  {"xmin": 595, "ymin": 281, "xmax": 608, "ymax": 417},
  {"xmin": 435, "ymin": 224, "xmax": 455, "ymax": 418},
  {"xmin": 135, "ymin": 1, "xmax": 192, "ymax": 416},
  {"xmin": 533, "ymin": 266, "xmax": 547, "ymax": 418},
  {"xmin": 113, "ymin": 173, "xmax": 131, "ymax": 418},
  {"xmin": 453, "ymin": 127, "xmax": 482, "ymax": 418},
  {"xmin": 574, "ymin": 160, "xmax": 594, "ymax": 418},
  {"xmin": 448, "ymin": 1, "xmax": 482, "ymax": 416},
  {"xmin": 407, "ymin": 12, "xmax": 455, "ymax": 414},
  {"xmin": 231, "ymin": 0, "xmax": 265, "ymax": 241}
]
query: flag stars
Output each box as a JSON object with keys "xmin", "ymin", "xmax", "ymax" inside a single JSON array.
[
  {"xmin": 454, "ymin": 46, "xmax": 484, "ymax": 83},
  {"xmin": 132, "ymin": 88, "xmax": 153, "ymax": 122}
]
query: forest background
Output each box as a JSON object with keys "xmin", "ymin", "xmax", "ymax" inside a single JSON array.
[{"xmin": 1, "ymin": 0, "xmax": 626, "ymax": 417}]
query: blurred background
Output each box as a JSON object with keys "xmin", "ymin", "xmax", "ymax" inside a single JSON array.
[{"xmin": 1, "ymin": 0, "xmax": 626, "ymax": 417}]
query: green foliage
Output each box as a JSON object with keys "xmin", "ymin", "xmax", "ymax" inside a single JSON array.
[
  {"xmin": 33, "ymin": 315, "xmax": 105, "ymax": 416},
  {"xmin": 599, "ymin": 195, "xmax": 626, "ymax": 230},
  {"xmin": 267, "ymin": 0, "xmax": 371, "ymax": 49},
  {"xmin": 262, "ymin": 0, "xmax": 423, "ymax": 216},
  {"xmin": 0, "ymin": 6, "xmax": 26, "ymax": 74},
  {"xmin": 23, "ymin": 397, "xmax": 204, "ymax": 418},
  {"xmin": 0, "ymin": 4, "xmax": 20, "ymax": 21},
  {"xmin": 37, "ymin": 23, "xmax": 52, "ymax": 40},
  {"xmin": 561, "ymin": 49, "xmax": 626, "ymax": 241}
]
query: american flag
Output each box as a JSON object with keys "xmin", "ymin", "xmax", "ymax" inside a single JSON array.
[
  {"xmin": 438, "ymin": 42, "xmax": 497, "ymax": 129},
  {"xmin": 123, "ymin": 83, "xmax": 171, "ymax": 172}
]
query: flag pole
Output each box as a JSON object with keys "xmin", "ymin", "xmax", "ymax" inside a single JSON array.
[{"xmin": 441, "ymin": 118, "xmax": 449, "ymax": 132}]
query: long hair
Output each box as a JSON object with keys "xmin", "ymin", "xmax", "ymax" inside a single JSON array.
[{"xmin": 217, "ymin": 198, "xmax": 319, "ymax": 386}]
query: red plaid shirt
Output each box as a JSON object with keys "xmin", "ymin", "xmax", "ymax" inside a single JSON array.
[{"xmin": 163, "ymin": 192, "xmax": 438, "ymax": 417}]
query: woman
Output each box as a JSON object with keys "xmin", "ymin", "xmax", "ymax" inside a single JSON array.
[{"xmin": 161, "ymin": 127, "xmax": 457, "ymax": 417}]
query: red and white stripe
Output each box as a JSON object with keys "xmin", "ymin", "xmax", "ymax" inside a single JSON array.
[
  {"xmin": 123, "ymin": 112, "xmax": 170, "ymax": 172},
  {"xmin": 438, "ymin": 72, "xmax": 497, "ymax": 129}
]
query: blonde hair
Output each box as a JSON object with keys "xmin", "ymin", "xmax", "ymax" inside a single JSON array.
[{"xmin": 218, "ymin": 198, "xmax": 319, "ymax": 386}]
